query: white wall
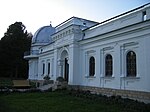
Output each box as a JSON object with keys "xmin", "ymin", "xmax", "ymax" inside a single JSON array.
[
  {"xmin": 37, "ymin": 52, "xmax": 54, "ymax": 80},
  {"xmin": 28, "ymin": 59, "xmax": 38, "ymax": 80},
  {"xmin": 28, "ymin": 5, "xmax": 150, "ymax": 93},
  {"xmin": 78, "ymin": 19, "xmax": 150, "ymax": 92}
]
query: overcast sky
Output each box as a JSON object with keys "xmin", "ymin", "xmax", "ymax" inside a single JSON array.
[{"xmin": 0, "ymin": 0, "xmax": 149, "ymax": 38}]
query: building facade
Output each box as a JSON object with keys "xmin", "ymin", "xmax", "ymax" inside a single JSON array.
[{"xmin": 24, "ymin": 4, "xmax": 150, "ymax": 102}]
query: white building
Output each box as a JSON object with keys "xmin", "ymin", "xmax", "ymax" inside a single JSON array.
[{"xmin": 24, "ymin": 4, "xmax": 150, "ymax": 102}]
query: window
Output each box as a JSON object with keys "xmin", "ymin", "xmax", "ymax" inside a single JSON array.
[
  {"xmin": 42, "ymin": 63, "xmax": 45, "ymax": 74},
  {"xmin": 126, "ymin": 51, "xmax": 136, "ymax": 77},
  {"xmin": 89, "ymin": 56, "xmax": 95, "ymax": 76},
  {"xmin": 143, "ymin": 11, "xmax": 147, "ymax": 21},
  {"xmin": 48, "ymin": 63, "xmax": 50, "ymax": 75},
  {"xmin": 105, "ymin": 54, "xmax": 113, "ymax": 76}
]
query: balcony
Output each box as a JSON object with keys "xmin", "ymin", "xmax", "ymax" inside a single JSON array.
[{"xmin": 24, "ymin": 50, "xmax": 39, "ymax": 59}]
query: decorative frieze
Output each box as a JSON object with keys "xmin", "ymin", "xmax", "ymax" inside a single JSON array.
[{"xmin": 52, "ymin": 28, "xmax": 73, "ymax": 41}]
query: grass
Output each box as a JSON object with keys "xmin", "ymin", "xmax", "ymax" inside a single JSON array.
[{"xmin": 0, "ymin": 90, "xmax": 149, "ymax": 112}]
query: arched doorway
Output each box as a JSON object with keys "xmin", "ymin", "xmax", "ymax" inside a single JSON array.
[
  {"xmin": 60, "ymin": 50, "xmax": 69, "ymax": 82},
  {"xmin": 64, "ymin": 58, "xmax": 69, "ymax": 82}
]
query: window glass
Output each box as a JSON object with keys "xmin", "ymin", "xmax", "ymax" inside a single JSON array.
[
  {"xmin": 43, "ymin": 63, "xmax": 45, "ymax": 74},
  {"xmin": 89, "ymin": 56, "xmax": 95, "ymax": 76},
  {"xmin": 126, "ymin": 51, "xmax": 136, "ymax": 77},
  {"xmin": 48, "ymin": 63, "xmax": 50, "ymax": 75},
  {"xmin": 105, "ymin": 54, "xmax": 113, "ymax": 76}
]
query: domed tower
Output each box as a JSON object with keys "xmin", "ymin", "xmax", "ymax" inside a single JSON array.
[
  {"xmin": 24, "ymin": 25, "xmax": 55, "ymax": 80},
  {"xmin": 31, "ymin": 25, "xmax": 55, "ymax": 52}
]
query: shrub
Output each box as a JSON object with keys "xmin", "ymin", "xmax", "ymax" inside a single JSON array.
[
  {"xmin": 43, "ymin": 80, "xmax": 54, "ymax": 85},
  {"xmin": 56, "ymin": 76, "xmax": 65, "ymax": 82},
  {"xmin": 43, "ymin": 75, "xmax": 50, "ymax": 80},
  {"xmin": 0, "ymin": 78, "xmax": 13, "ymax": 89},
  {"xmin": 29, "ymin": 81, "xmax": 36, "ymax": 88}
]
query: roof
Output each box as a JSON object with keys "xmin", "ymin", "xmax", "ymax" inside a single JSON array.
[
  {"xmin": 84, "ymin": 2, "xmax": 150, "ymax": 31},
  {"xmin": 32, "ymin": 25, "xmax": 55, "ymax": 44}
]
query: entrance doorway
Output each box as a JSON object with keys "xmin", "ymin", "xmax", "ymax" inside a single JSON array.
[
  {"xmin": 60, "ymin": 50, "xmax": 69, "ymax": 82},
  {"xmin": 64, "ymin": 58, "xmax": 69, "ymax": 82}
]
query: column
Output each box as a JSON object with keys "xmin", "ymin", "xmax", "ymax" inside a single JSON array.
[
  {"xmin": 114, "ymin": 43, "xmax": 122, "ymax": 89},
  {"xmin": 53, "ymin": 49, "xmax": 58, "ymax": 80},
  {"xmin": 57, "ymin": 59, "xmax": 64, "ymax": 77},
  {"xmin": 100, "ymin": 49, "xmax": 104, "ymax": 87},
  {"xmin": 69, "ymin": 43, "xmax": 79, "ymax": 85}
]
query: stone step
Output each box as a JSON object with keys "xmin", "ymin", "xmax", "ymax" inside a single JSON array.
[
  {"xmin": 38, "ymin": 81, "xmax": 68, "ymax": 91},
  {"xmin": 38, "ymin": 84, "xmax": 54, "ymax": 91}
]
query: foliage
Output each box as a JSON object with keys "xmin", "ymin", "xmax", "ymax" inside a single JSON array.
[
  {"xmin": 0, "ymin": 90, "xmax": 149, "ymax": 112},
  {"xmin": 43, "ymin": 80, "xmax": 54, "ymax": 86},
  {"xmin": 43, "ymin": 75, "xmax": 50, "ymax": 80},
  {"xmin": 43, "ymin": 75, "xmax": 52, "ymax": 85},
  {"xmin": 0, "ymin": 78, "xmax": 13, "ymax": 89},
  {"xmin": 29, "ymin": 81, "xmax": 36, "ymax": 88},
  {"xmin": 0, "ymin": 22, "xmax": 32, "ymax": 79},
  {"xmin": 56, "ymin": 76, "xmax": 65, "ymax": 82}
]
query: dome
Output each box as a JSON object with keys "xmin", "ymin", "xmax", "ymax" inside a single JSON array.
[{"xmin": 32, "ymin": 25, "xmax": 55, "ymax": 44}]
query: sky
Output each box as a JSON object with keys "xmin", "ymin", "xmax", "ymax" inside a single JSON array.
[{"xmin": 0, "ymin": 0, "xmax": 149, "ymax": 38}]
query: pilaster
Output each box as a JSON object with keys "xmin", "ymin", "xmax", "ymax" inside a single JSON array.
[
  {"xmin": 53, "ymin": 49, "xmax": 58, "ymax": 80},
  {"xmin": 69, "ymin": 43, "xmax": 79, "ymax": 85}
]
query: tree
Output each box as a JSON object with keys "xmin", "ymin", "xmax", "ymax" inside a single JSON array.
[{"xmin": 0, "ymin": 22, "xmax": 32, "ymax": 79}]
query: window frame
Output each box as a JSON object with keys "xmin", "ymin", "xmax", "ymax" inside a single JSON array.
[
  {"xmin": 48, "ymin": 62, "xmax": 50, "ymax": 75},
  {"xmin": 42, "ymin": 63, "xmax": 45, "ymax": 75},
  {"xmin": 126, "ymin": 51, "xmax": 137, "ymax": 77},
  {"xmin": 105, "ymin": 54, "xmax": 113, "ymax": 77},
  {"xmin": 89, "ymin": 56, "xmax": 95, "ymax": 77}
]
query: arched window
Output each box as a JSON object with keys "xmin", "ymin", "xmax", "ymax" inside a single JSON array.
[
  {"xmin": 126, "ymin": 51, "xmax": 136, "ymax": 77},
  {"xmin": 48, "ymin": 63, "xmax": 50, "ymax": 75},
  {"xmin": 105, "ymin": 54, "xmax": 113, "ymax": 76},
  {"xmin": 89, "ymin": 56, "xmax": 95, "ymax": 76}
]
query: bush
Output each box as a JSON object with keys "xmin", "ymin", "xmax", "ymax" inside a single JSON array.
[
  {"xmin": 43, "ymin": 75, "xmax": 50, "ymax": 80},
  {"xmin": 0, "ymin": 78, "xmax": 13, "ymax": 89},
  {"xmin": 43, "ymin": 80, "xmax": 54, "ymax": 85},
  {"xmin": 29, "ymin": 81, "xmax": 36, "ymax": 88},
  {"xmin": 56, "ymin": 76, "xmax": 65, "ymax": 82}
]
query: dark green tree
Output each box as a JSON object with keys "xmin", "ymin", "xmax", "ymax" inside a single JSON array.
[{"xmin": 0, "ymin": 22, "xmax": 32, "ymax": 79}]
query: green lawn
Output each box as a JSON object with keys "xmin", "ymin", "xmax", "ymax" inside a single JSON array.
[{"xmin": 0, "ymin": 90, "xmax": 149, "ymax": 112}]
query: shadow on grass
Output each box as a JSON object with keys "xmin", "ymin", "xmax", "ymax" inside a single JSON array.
[{"xmin": 0, "ymin": 99, "xmax": 12, "ymax": 112}]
